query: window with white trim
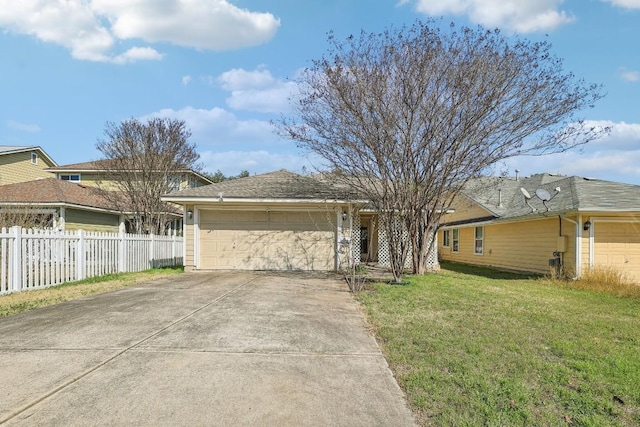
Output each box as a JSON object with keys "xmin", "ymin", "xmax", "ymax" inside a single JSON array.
[
  {"xmin": 443, "ymin": 229, "xmax": 450, "ymax": 247},
  {"xmin": 452, "ymin": 228, "xmax": 459, "ymax": 253},
  {"xmin": 59, "ymin": 174, "xmax": 81, "ymax": 183},
  {"xmin": 31, "ymin": 152, "xmax": 38, "ymax": 165},
  {"xmin": 474, "ymin": 226, "xmax": 484, "ymax": 255}
]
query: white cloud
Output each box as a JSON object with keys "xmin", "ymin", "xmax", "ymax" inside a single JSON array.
[
  {"xmin": 501, "ymin": 120, "xmax": 640, "ymax": 184},
  {"xmin": 218, "ymin": 68, "xmax": 276, "ymax": 91},
  {"xmin": 199, "ymin": 150, "xmax": 315, "ymax": 176},
  {"xmin": 182, "ymin": 75, "xmax": 192, "ymax": 86},
  {"xmin": 112, "ymin": 46, "xmax": 164, "ymax": 64},
  {"xmin": 411, "ymin": 0, "xmax": 574, "ymax": 32},
  {"xmin": 620, "ymin": 69, "xmax": 640, "ymax": 82},
  {"xmin": 216, "ymin": 68, "xmax": 298, "ymax": 113},
  {"xmin": 7, "ymin": 120, "xmax": 41, "ymax": 133},
  {"xmin": 0, "ymin": 0, "xmax": 280, "ymax": 63},
  {"xmin": 141, "ymin": 106, "xmax": 282, "ymax": 147},
  {"xmin": 582, "ymin": 120, "xmax": 640, "ymax": 150},
  {"xmin": 603, "ymin": 0, "xmax": 640, "ymax": 9},
  {"xmin": 93, "ymin": 0, "xmax": 280, "ymax": 50}
]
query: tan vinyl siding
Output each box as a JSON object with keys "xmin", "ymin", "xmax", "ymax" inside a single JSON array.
[
  {"xmin": 0, "ymin": 151, "xmax": 55, "ymax": 185},
  {"xmin": 440, "ymin": 217, "xmax": 570, "ymax": 275},
  {"xmin": 185, "ymin": 204, "xmax": 195, "ymax": 270},
  {"xmin": 64, "ymin": 208, "xmax": 120, "ymax": 233}
]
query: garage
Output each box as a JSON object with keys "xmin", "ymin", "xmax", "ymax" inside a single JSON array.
[
  {"xmin": 162, "ymin": 170, "xmax": 359, "ymax": 272},
  {"xmin": 199, "ymin": 209, "xmax": 337, "ymax": 270},
  {"xmin": 593, "ymin": 220, "xmax": 640, "ymax": 282}
]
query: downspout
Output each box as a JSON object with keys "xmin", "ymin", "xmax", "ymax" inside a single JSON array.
[{"xmin": 560, "ymin": 215, "xmax": 580, "ymax": 280}]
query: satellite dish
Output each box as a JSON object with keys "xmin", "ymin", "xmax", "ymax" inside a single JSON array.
[
  {"xmin": 520, "ymin": 188, "xmax": 532, "ymax": 200},
  {"xmin": 535, "ymin": 188, "xmax": 551, "ymax": 201}
]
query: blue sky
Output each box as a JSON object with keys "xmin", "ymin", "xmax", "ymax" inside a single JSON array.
[{"xmin": 1, "ymin": 0, "xmax": 639, "ymax": 184}]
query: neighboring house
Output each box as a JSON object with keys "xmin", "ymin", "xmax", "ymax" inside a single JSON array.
[
  {"xmin": 46, "ymin": 160, "xmax": 213, "ymax": 191},
  {"xmin": 438, "ymin": 173, "xmax": 640, "ymax": 283},
  {"xmin": 162, "ymin": 169, "xmax": 437, "ymax": 272},
  {"xmin": 0, "ymin": 178, "xmax": 124, "ymax": 233},
  {"xmin": 0, "ymin": 145, "xmax": 57, "ymax": 186}
]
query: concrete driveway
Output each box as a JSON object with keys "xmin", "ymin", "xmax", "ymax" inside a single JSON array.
[{"xmin": 0, "ymin": 272, "xmax": 416, "ymax": 426}]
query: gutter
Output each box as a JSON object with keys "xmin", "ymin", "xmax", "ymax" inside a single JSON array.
[{"xmin": 161, "ymin": 196, "xmax": 369, "ymax": 205}]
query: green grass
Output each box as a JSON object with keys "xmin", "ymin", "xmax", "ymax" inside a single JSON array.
[
  {"xmin": 357, "ymin": 262, "xmax": 640, "ymax": 426},
  {"xmin": 0, "ymin": 267, "xmax": 183, "ymax": 317}
]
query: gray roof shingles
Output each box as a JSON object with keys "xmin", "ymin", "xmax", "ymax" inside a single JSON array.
[
  {"xmin": 0, "ymin": 178, "xmax": 115, "ymax": 211},
  {"xmin": 462, "ymin": 173, "xmax": 640, "ymax": 221},
  {"xmin": 164, "ymin": 169, "xmax": 359, "ymax": 201}
]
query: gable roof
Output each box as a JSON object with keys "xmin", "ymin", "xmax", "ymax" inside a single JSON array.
[
  {"xmin": 0, "ymin": 145, "xmax": 57, "ymax": 166},
  {"xmin": 459, "ymin": 173, "xmax": 640, "ymax": 222},
  {"xmin": 162, "ymin": 169, "xmax": 361, "ymax": 202},
  {"xmin": 47, "ymin": 160, "xmax": 213, "ymax": 184},
  {"xmin": 0, "ymin": 178, "xmax": 116, "ymax": 212}
]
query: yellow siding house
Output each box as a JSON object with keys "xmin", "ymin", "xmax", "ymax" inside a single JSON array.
[
  {"xmin": 0, "ymin": 146, "xmax": 57, "ymax": 185},
  {"xmin": 439, "ymin": 174, "xmax": 640, "ymax": 284},
  {"xmin": 47, "ymin": 160, "xmax": 213, "ymax": 191}
]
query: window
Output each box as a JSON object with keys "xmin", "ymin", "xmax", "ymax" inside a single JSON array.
[
  {"xmin": 31, "ymin": 152, "xmax": 38, "ymax": 164},
  {"xmin": 475, "ymin": 226, "xmax": 484, "ymax": 255},
  {"xmin": 443, "ymin": 229, "xmax": 450, "ymax": 247},
  {"xmin": 452, "ymin": 229, "xmax": 459, "ymax": 253},
  {"xmin": 59, "ymin": 174, "xmax": 81, "ymax": 183}
]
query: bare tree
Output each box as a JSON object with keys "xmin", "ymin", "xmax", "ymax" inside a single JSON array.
[
  {"xmin": 277, "ymin": 20, "xmax": 606, "ymax": 282},
  {"xmin": 0, "ymin": 206, "xmax": 54, "ymax": 230},
  {"xmin": 96, "ymin": 117, "xmax": 200, "ymax": 234}
]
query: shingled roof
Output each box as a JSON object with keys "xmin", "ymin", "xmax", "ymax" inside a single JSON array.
[
  {"xmin": 0, "ymin": 178, "xmax": 115, "ymax": 211},
  {"xmin": 460, "ymin": 173, "xmax": 640, "ymax": 221},
  {"xmin": 47, "ymin": 160, "xmax": 213, "ymax": 184},
  {"xmin": 162, "ymin": 169, "xmax": 360, "ymax": 201}
]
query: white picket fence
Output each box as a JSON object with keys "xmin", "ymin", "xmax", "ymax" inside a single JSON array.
[{"xmin": 0, "ymin": 227, "xmax": 183, "ymax": 295}]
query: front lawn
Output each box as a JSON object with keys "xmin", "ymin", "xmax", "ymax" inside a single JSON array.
[{"xmin": 356, "ymin": 263, "xmax": 640, "ymax": 426}]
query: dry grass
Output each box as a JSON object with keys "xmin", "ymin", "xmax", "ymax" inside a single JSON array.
[
  {"xmin": 546, "ymin": 266, "xmax": 640, "ymax": 299},
  {"xmin": 0, "ymin": 268, "xmax": 183, "ymax": 317}
]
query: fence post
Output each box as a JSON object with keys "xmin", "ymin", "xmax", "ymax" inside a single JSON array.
[
  {"xmin": 149, "ymin": 234, "xmax": 155, "ymax": 269},
  {"xmin": 118, "ymin": 230, "xmax": 125, "ymax": 273},
  {"xmin": 76, "ymin": 229, "xmax": 86, "ymax": 281},
  {"xmin": 10, "ymin": 226, "xmax": 22, "ymax": 292},
  {"xmin": 172, "ymin": 234, "xmax": 177, "ymax": 266}
]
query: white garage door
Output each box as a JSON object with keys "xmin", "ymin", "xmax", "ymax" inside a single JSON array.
[
  {"xmin": 199, "ymin": 210, "xmax": 336, "ymax": 270},
  {"xmin": 594, "ymin": 221, "xmax": 640, "ymax": 283}
]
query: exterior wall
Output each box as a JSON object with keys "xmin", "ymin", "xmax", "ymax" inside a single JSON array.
[
  {"xmin": 64, "ymin": 208, "xmax": 121, "ymax": 233},
  {"xmin": 442, "ymin": 194, "xmax": 494, "ymax": 224},
  {"xmin": 439, "ymin": 217, "xmax": 575, "ymax": 275},
  {"xmin": 0, "ymin": 151, "xmax": 55, "ymax": 185},
  {"xmin": 57, "ymin": 171, "xmax": 209, "ymax": 191},
  {"xmin": 582, "ymin": 214, "xmax": 640, "ymax": 284},
  {"xmin": 57, "ymin": 172, "xmax": 116, "ymax": 189},
  {"xmin": 184, "ymin": 204, "xmax": 195, "ymax": 271}
]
